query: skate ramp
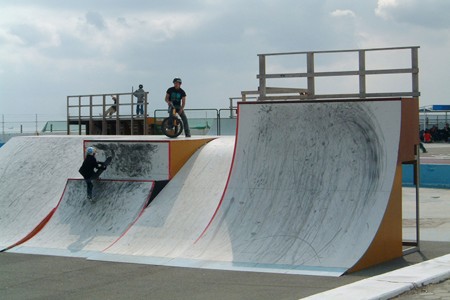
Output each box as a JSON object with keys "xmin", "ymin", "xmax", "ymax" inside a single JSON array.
[
  {"xmin": 0, "ymin": 136, "xmax": 86, "ymax": 250},
  {"xmin": 178, "ymin": 100, "xmax": 402, "ymax": 276},
  {"xmin": 11, "ymin": 179, "xmax": 154, "ymax": 257},
  {"xmin": 94, "ymin": 137, "xmax": 235, "ymax": 263},
  {"xmin": 0, "ymin": 135, "xmax": 213, "ymax": 252}
]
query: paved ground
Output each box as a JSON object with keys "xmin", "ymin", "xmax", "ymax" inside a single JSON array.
[
  {"xmin": 392, "ymin": 143, "xmax": 450, "ymax": 299},
  {"xmin": 394, "ymin": 279, "xmax": 450, "ymax": 300},
  {"xmin": 0, "ymin": 240, "xmax": 449, "ymax": 300},
  {"xmin": 421, "ymin": 142, "xmax": 450, "ymax": 163}
]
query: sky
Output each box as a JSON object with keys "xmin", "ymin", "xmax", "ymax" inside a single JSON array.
[{"xmin": 1, "ymin": 0, "xmax": 450, "ymax": 119}]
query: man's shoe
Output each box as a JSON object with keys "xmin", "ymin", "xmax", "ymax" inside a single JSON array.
[{"xmin": 185, "ymin": 133, "xmax": 191, "ymax": 138}]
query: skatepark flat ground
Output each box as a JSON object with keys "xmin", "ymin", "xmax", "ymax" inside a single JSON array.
[
  {"xmin": 1, "ymin": 241, "xmax": 449, "ymax": 300},
  {"xmin": 1, "ymin": 186, "xmax": 449, "ymax": 300}
]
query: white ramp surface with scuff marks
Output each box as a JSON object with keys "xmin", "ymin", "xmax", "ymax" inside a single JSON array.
[
  {"xmin": 95, "ymin": 137, "xmax": 235, "ymax": 263},
  {"xmin": 11, "ymin": 179, "xmax": 153, "ymax": 257},
  {"xmin": 84, "ymin": 140, "xmax": 170, "ymax": 180},
  {"xmin": 179, "ymin": 100, "xmax": 401, "ymax": 276},
  {"xmin": 0, "ymin": 136, "xmax": 86, "ymax": 250}
]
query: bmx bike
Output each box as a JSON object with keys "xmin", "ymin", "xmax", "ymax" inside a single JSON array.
[{"xmin": 161, "ymin": 105, "xmax": 184, "ymax": 138}]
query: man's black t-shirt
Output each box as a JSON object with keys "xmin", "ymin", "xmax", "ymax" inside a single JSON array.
[{"xmin": 166, "ymin": 87, "xmax": 186, "ymax": 107}]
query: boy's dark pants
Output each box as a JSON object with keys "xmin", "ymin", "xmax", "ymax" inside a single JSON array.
[
  {"xmin": 85, "ymin": 179, "xmax": 93, "ymax": 198},
  {"xmin": 84, "ymin": 169, "xmax": 103, "ymax": 197}
]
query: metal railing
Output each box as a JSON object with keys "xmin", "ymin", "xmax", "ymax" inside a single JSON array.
[
  {"xmin": 1, "ymin": 113, "xmax": 69, "ymax": 133},
  {"xmin": 152, "ymin": 108, "xmax": 239, "ymax": 136},
  {"xmin": 153, "ymin": 108, "xmax": 220, "ymax": 135}
]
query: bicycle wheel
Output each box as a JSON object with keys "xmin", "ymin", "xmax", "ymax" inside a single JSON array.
[{"xmin": 161, "ymin": 116, "xmax": 183, "ymax": 138}]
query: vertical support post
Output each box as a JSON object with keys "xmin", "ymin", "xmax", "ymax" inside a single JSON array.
[
  {"xmin": 131, "ymin": 87, "xmax": 135, "ymax": 119},
  {"xmin": 102, "ymin": 95, "xmax": 107, "ymax": 135},
  {"xmin": 144, "ymin": 92, "xmax": 148, "ymax": 135},
  {"xmin": 115, "ymin": 95, "xmax": 120, "ymax": 135},
  {"xmin": 258, "ymin": 55, "xmax": 267, "ymax": 100},
  {"xmin": 306, "ymin": 52, "xmax": 315, "ymax": 97},
  {"xmin": 67, "ymin": 96, "xmax": 70, "ymax": 135},
  {"xmin": 89, "ymin": 96, "xmax": 93, "ymax": 119},
  {"xmin": 130, "ymin": 93, "xmax": 134, "ymax": 135},
  {"xmin": 415, "ymin": 145, "xmax": 420, "ymax": 248},
  {"xmin": 411, "ymin": 47, "xmax": 419, "ymax": 96},
  {"xmin": 78, "ymin": 96, "xmax": 82, "ymax": 135},
  {"xmin": 35, "ymin": 114, "xmax": 38, "ymax": 135},
  {"xmin": 89, "ymin": 95, "xmax": 93, "ymax": 135},
  {"xmin": 217, "ymin": 109, "xmax": 220, "ymax": 136},
  {"xmin": 359, "ymin": 50, "xmax": 366, "ymax": 98}
]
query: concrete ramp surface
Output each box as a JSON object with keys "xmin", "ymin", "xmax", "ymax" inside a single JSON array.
[
  {"xmin": 84, "ymin": 140, "xmax": 170, "ymax": 180},
  {"xmin": 180, "ymin": 100, "xmax": 401, "ymax": 276},
  {"xmin": 96, "ymin": 137, "xmax": 235, "ymax": 263},
  {"xmin": 0, "ymin": 136, "xmax": 86, "ymax": 250},
  {"xmin": 11, "ymin": 179, "xmax": 154, "ymax": 257}
]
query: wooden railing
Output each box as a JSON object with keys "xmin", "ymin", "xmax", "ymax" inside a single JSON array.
[{"xmin": 243, "ymin": 46, "xmax": 420, "ymax": 101}]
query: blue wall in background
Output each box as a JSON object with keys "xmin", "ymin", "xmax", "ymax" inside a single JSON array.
[{"xmin": 403, "ymin": 164, "xmax": 450, "ymax": 188}]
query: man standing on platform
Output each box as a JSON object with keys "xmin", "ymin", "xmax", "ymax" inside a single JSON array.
[
  {"xmin": 133, "ymin": 84, "xmax": 145, "ymax": 116},
  {"xmin": 165, "ymin": 78, "xmax": 191, "ymax": 137}
]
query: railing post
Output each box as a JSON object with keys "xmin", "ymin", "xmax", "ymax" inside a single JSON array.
[
  {"xmin": 67, "ymin": 96, "xmax": 70, "ymax": 135},
  {"xmin": 130, "ymin": 94, "xmax": 134, "ymax": 135},
  {"xmin": 89, "ymin": 95, "xmax": 93, "ymax": 135},
  {"xmin": 78, "ymin": 96, "xmax": 82, "ymax": 135},
  {"xmin": 412, "ymin": 47, "xmax": 419, "ymax": 96},
  {"xmin": 144, "ymin": 92, "xmax": 148, "ymax": 135},
  {"xmin": 89, "ymin": 96, "xmax": 93, "ymax": 119},
  {"xmin": 306, "ymin": 52, "xmax": 315, "ymax": 97},
  {"xmin": 115, "ymin": 95, "xmax": 120, "ymax": 135},
  {"xmin": 102, "ymin": 95, "xmax": 107, "ymax": 135},
  {"xmin": 217, "ymin": 109, "xmax": 220, "ymax": 136},
  {"xmin": 359, "ymin": 50, "xmax": 366, "ymax": 98},
  {"xmin": 258, "ymin": 55, "xmax": 267, "ymax": 100}
]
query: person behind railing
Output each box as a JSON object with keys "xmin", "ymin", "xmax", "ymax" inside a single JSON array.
[
  {"xmin": 104, "ymin": 95, "xmax": 117, "ymax": 117},
  {"xmin": 443, "ymin": 123, "xmax": 450, "ymax": 143},
  {"xmin": 423, "ymin": 130, "xmax": 432, "ymax": 143},
  {"xmin": 133, "ymin": 84, "xmax": 145, "ymax": 116},
  {"xmin": 165, "ymin": 77, "xmax": 191, "ymax": 137}
]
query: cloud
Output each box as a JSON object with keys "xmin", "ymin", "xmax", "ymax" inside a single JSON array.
[
  {"xmin": 375, "ymin": 0, "xmax": 398, "ymax": 18},
  {"xmin": 331, "ymin": 9, "xmax": 356, "ymax": 18},
  {"xmin": 0, "ymin": 0, "xmax": 450, "ymax": 116},
  {"xmin": 375, "ymin": 0, "xmax": 450, "ymax": 29},
  {"xmin": 85, "ymin": 11, "xmax": 106, "ymax": 30}
]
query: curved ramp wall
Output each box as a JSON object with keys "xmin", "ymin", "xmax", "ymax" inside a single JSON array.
[
  {"xmin": 11, "ymin": 179, "xmax": 154, "ymax": 257},
  {"xmin": 97, "ymin": 137, "xmax": 235, "ymax": 263},
  {"xmin": 182, "ymin": 100, "xmax": 402, "ymax": 276},
  {"xmin": 0, "ymin": 136, "xmax": 86, "ymax": 250}
]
